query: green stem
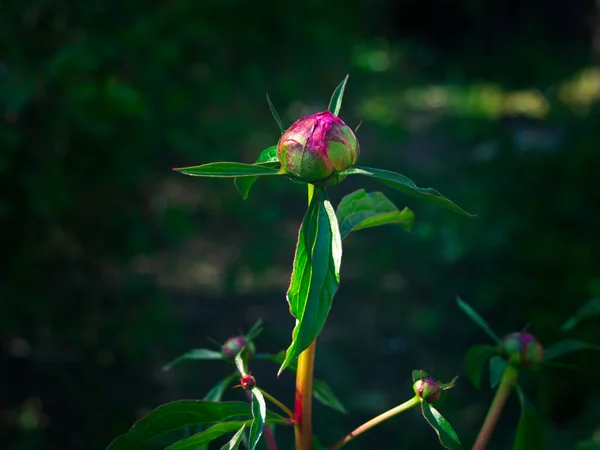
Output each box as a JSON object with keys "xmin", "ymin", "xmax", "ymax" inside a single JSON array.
[
  {"xmin": 330, "ymin": 396, "xmax": 421, "ymax": 450},
  {"xmin": 295, "ymin": 183, "xmax": 316, "ymax": 450},
  {"xmin": 258, "ymin": 388, "xmax": 294, "ymax": 419},
  {"xmin": 473, "ymin": 364, "xmax": 520, "ymax": 450}
]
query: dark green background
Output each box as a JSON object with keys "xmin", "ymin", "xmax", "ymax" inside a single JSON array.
[{"xmin": 2, "ymin": 0, "xmax": 600, "ymax": 449}]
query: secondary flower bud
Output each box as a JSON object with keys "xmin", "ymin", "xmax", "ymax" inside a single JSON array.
[
  {"xmin": 277, "ymin": 110, "xmax": 359, "ymax": 185},
  {"xmin": 501, "ymin": 332, "xmax": 544, "ymax": 367},
  {"xmin": 238, "ymin": 374, "xmax": 256, "ymax": 390},
  {"xmin": 413, "ymin": 376, "xmax": 441, "ymax": 403},
  {"xmin": 222, "ymin": 336, "xmax": 255, "ymax": 360}
]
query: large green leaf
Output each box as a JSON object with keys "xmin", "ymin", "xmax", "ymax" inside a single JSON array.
[
  {"xmin": 456, "ymin": 297, "xmax": 501, "ymax": 343},
  {"xmin": 175, "ymin": 162, "xmax": 282, "ymax": 178},
  {"xmin": 465, "ymin": 345, "xmax": 498, "ymax": 389},
  {"xmin": 341, "ymin": 167, "xmax": 473, "ymax": 217},
  {"xmin": 420, "ymin": 402, "xmax": 462, "ymax": 450},
  {"xmin": 220, "ymin": 424, "xmax": 246, "ymax": 450},
  {"xmin": 234, "ymin": 146, "xmax": 281, "ymax": 199},
  {"xmin": 165, "ymin": 422, "xmax": 248, "ymax": 450},
  {"xmin": 515, "ymin": 386, "xmax": 547, "ymax": 450},
  {"xmin": 328, "ymin": 75, "xmax": 349, "ymax": 116},
  {"xmin": 106, "ymin": 401, "xmax": 287, "ymax": 450},
  {"xmin": 162, "ymin": 349, "xmax": 224, "ymax": 371},
  {"xmin": 336, "ymin": 189, "xmax": 414, "ymax": 239},
  {"xmin": 561, "ymin": 298, "xmax": 600, "ymax": 331},
  {"xmin": 248, "ymin": 388, "xmax": 266, "ymax": 450},
  {"xmin": 279, "ymin": 187, "xmax": 342, "ymax": 374},
  {"xmin": 257, "ymin": 352, "xmax": 346, "ymax": 413},
  {"xmin": 543, "ymin": 339, "xmax": 600, "ymax": 361}
]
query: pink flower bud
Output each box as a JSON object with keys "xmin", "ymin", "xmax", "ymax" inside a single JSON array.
[
  {"xmin": 413, "ymin": 376, "xmax": 441, "ymax": 403},
  {"xmin": 501, "ymin": 332, "xmax": 544, "ymax": 367},
  {"xmin": 277, "ymin": 110, "xmax": 359, "ymax": 185},
  {"xmin": 222, "ymin": 336, "xmax": 255, "ymax": 360}
]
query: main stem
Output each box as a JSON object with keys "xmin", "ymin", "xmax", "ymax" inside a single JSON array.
[
  {"xmin": 473, "ymin": 364, "xmax": 519, "ymax": 450},
  {"xmin": 330, "ymin": 396, "xmax": 420, "ymax": 450},
  {"xmin": 294, "ymin": 184, "xmax": 317, "ymax": 450}
]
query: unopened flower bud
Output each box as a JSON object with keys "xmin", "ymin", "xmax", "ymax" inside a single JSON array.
[
  {"xmin": 413, "ymin": 376, "xmax": 441, "ymax": 403},
  {"xmin": 222, "ymin": 336, "xmax": 255, "ymax": 360},
  {"xmin": 501, "ymin": 332, "xmax": 544, "ymax": 367},
  {"xmin": 277, "ymin": 110, "xmax": 359, "ymax": 185},
  {"xmin": 239, "ymin": 374, "xmax": 256, "ymax": 390}
]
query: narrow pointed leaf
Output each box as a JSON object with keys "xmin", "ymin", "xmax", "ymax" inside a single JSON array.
[
  {"xmin": 165, "ymin": 422, "xmax": 248, "ymax": 450},
  {"xmin": 515, "ymin": 386, "xmax": 547, "ymax": 450},
  {"xmin": 465, "ymin": 345, "xmax": 498, "ymax": 389},
  {"xmin": 175, "ymin": 162, "xmax": 282, "ymax": 178},
  {"xmin": 489, "ymin": 356, "xmax": 508, "ymax": 389},
  {"xmin": 106, "ymin": 401, "xmax": 287, "ymax": 450},
  {"xmin": 245, "ymin": 318, "xmax": 264, "ymax": 341},
  {"xmin": 248, "ymin": 388, "xmax": 266, "ymax": 450},
  {"xmin": 163, "ymin": 349, "xmax": 224, "ymax": 371},
  {"xmin": 341, "ymin": 167, "xmax": 473, "ymax": 217},
  {"xmin": 279, "ymin": 188, "xmax": 342, "ymax": 374},
  {"xmin": 456, "ymin": 297, "xmax": 501, "ymax": 343},
  {"xmin": 313, "ymin": 379, "xmax": 347, "ymax": 414},
  {"xmin": 336, "ymin": 189, "xmax": 414, "ymax": 239},
  {"xmin": 234, "ymin": 146, "xmax": 281, "ymax": 199},
  {"xmin": 204, "ymin": 374, "xmax": 239, "ymax": 402},
  {"xmin": 257, "ymin": 352, "xmax": 346, "ymax": 413},
  {"xmin": 440, "ymin": 376, "xmax": 459, "ymax": 390},
  {"xmin": 561, "ymin": 298, "xmax": 600, "ymax": 331},
  {"xmin": 543, "ymin": 339, "xmax": 600, "ymax": 361},
  {"xmin": 220, "ymin": 424, "xmax": 246, "ymax": 450},
  {"xmin": 266, "ymin": 94, "xmax": 286, "ymax": 133},
  {"xmin": 421, "ymin": 402, "xmax": 462, "ymax": 449},
  {"xmin": 328, "ymin": 75, "xmax": 349, "ymax": 116}
]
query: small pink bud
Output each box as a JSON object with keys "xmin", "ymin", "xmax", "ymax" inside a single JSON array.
[
  {"xmin": 277, "ymin": 110, "xmax": 359, "ymax": 185},
  {"xmin": 501, "ymin": 332, "xmax": 544, "ymax": 367},
  {"xmin": 222, "ymin": 336, "xmax": 255, "ymax": 360},
  {"xmin": 413, "ymin": 376, "xmax": 441, "ymax": 403}
]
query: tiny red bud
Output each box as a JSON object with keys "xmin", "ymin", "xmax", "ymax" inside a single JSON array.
[{"xmin": 238, "ymin": 374, "xmax": 256, "ymax": 390}]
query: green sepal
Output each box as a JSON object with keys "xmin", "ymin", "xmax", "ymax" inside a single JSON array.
[{"xmin": 328, "ymin": 75, "xmax": 349, "ymax": 116}]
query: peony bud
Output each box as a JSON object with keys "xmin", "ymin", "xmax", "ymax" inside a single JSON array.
[
  {"xmin": 222, "ymin": 336, "xmax": 256, "ymax": 360},
  {"xmin": 277, "ymin": 110, "xmax": 359, "ymax": 185},
  {"xmin": 500, "ymin": 332, "xmax": 544, "ymax": 367},
  {"xmin": 238, "ymin": 374, "xmax": 256, "ymax": 390},
  {"xmin": 413, "ymin": 376, "xmax": 441, "ymax": 403}
]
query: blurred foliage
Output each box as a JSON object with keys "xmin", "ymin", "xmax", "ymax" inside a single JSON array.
[{"xmin": 2, "ymin": 0, "xmax": 600, "ymax": 449}]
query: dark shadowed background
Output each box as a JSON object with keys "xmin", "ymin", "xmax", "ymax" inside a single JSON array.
[{"xmin": 2, "ymin": 0, "xmax": 600, "ymax": 449}]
